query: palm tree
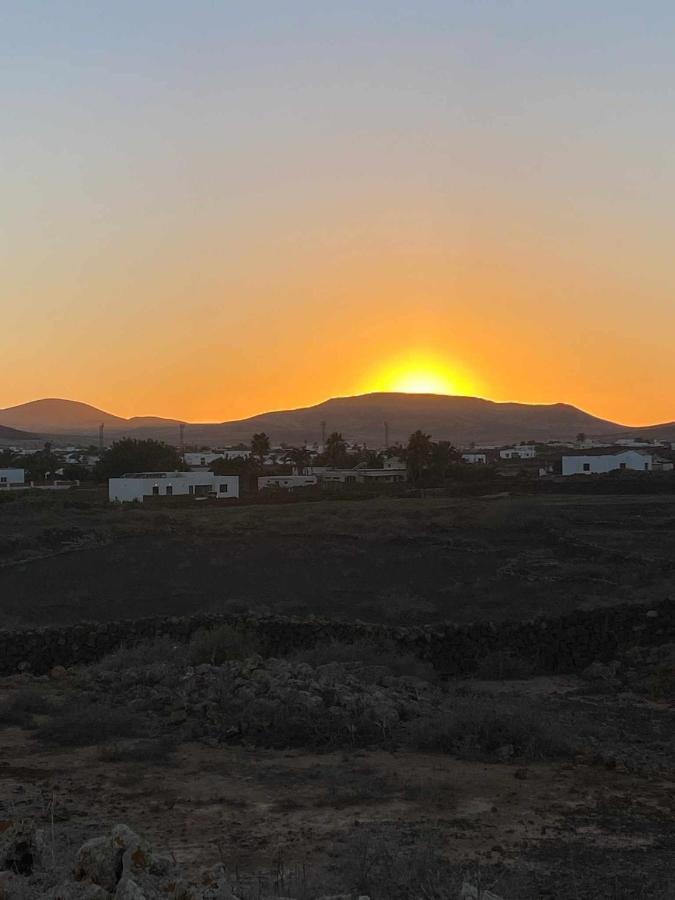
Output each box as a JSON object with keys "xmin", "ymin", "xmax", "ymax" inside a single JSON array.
[
  {"xmin": 289, "ymin": 446, "xmax": 311, "ymax": 474},
  {"xmin": 251, "ymin": 432, "xmax": 271, "ymax": 468},
  {"xmin": 324, "ymin": 432, "xmax": 348, "ymax": 466},
  {"xmin": 405, "ymin": 430, "xmax": 433, "ymax": 483}
]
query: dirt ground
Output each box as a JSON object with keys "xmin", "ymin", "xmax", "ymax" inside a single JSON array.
[
  {"xmin": 1, "ymin": 493, "xmax": 675, "ymax": 629},
  {"xmin": 1, "ymin": 668, "xmax": 673, "ymax": 899}
]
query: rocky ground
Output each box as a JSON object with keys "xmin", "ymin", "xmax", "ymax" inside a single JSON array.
[{"xmin": 1, "ymin": 634, "xmax": 673, "ymax": 899}]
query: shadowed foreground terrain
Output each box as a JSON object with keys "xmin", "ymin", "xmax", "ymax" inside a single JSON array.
[
  {"xmin": 1, "ymin": 492, "xmax": 675, "ymax": 630},
  {"xmin": 0, "ymin": 629, "xmax": 673, "ymax": 898}
]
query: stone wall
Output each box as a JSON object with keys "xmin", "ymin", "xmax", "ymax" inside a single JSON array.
[{"xmin": 0, "ymin": 599, "xmax": 672, "ymax": 677}]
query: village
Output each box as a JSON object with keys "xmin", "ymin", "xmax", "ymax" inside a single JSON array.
[{"xmin": 1, "ymin": 427, "xmax": 674, "ymax": 504}]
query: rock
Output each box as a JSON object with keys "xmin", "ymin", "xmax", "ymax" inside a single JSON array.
[
  {"xmin": 74, "ymin": 825, "xmax": 142, "ymax": 894},
  {"xmin": 74, "ymin": 835, "xmax": 121, "ymax": 892},
  {"xmin": 50, "ymin": 665, "xmax": 68, "ymax": 680}
]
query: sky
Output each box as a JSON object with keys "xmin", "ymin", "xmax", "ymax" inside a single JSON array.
[{"xmin": 2, "ymin": 1, "xmax": 674, "ymax": 425}]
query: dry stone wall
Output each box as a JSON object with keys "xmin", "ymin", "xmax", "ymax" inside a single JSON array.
[{"xmin": 0, "ymin": 599, "xmax": 672, "ymax": 677}]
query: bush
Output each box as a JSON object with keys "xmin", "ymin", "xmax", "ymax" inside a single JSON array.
[
  {"xmin": 410, "ymin": 695, "xmax": 573, "ymax": 761},
  {"xmin": 35, "ymin": 701, "xmax": 143, "ymax": 746},
  {"xmin": 94, "ymin": 637, "xmax": 189, "ymax": 673},
  {"xmin": 188, "ymin": 624, "xmax": 261, "ymax": 666},
  {"xmin": 290, "ymin": 639, "xmax": 438, "ymax": 683}
]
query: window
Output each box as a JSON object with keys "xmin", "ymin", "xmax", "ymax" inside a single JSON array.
[
  {"xmin": 188, "ymin": 485, "xmax": 194, "ymax": 495},
  {"xmin": 166, "ymin": 485, "xmax": 173, "ymax": 496},
  {"xmin": 200, "ymin": 457, "xmax": 206, "ymax": 466},
  {"xmin": 0, "ymin": 477, "xmax": 6, "ymax": 484},
  {"xmin": 619, "ymin": 463, "xmax": 626, "ymax": 470},
  {"xmin": 219, "ymin": 483, "xmax": 228, "ymax": 493},
  {"xmin": 583, "ymin": 463, "xmax": 591, "ymax": 472},
  {"xmin": 152, "ymin": 485, "xmax": 159, "ymax": 495},
  {"xmin": 644, "ymin": 463, "xmax": 649, "ymax": 470}
]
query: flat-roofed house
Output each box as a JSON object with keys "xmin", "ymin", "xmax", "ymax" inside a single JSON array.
[
  {"xmin": 0, "ymin": 468, "xmax": 25, "ymax": 488},
  {"xmin": 562, "ymin": 450, "xmax": 652, "ymax": 476},
  {"xmin": 109, "ymin": 471, "xmax": 239, "ymax": 502}
]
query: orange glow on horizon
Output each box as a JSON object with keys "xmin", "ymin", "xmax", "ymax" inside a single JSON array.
[{"xmin": 363, "ymin": 353, "xmax": 477, "ymax": 399}]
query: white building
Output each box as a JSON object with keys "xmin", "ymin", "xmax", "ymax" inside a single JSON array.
[
  {"xmin": 383, "ymin": 457, "xmax": 405, "ymax": 470},
  {"xmin": 462, "ymin": 453, "xmax": 488, "ymax": 465},
  {"xmin": 258, "ymin": 475, "xmax": 318, "ymax": 491},
  {"xmin": 318, "ymin": 467, "xmax": 407, "ymax": 485},
  {"xmin": 500, "ymin": 445, "xmax": 537, "ymax": 460},
  {"xmin": 184, "ymin": 449, "xmax": 250, "ymax": 468},
  {"xmin": 562, "ymin": 451, "xmax": 652, "ymax": 476},
  {"xmin": 0, "ymin": 468, "xmax": 25, "ymax": 488},
  {"xmin": 109, "ymin": 471, "xmax": 239, "ymax": 503}
]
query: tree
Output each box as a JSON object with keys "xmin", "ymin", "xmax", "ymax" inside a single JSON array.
[
  {"xmin": 289, "ymin": 446, "xmax": 311, "ymax": 474},
  {"xmin": 324, "ymin": 432, "xmax": 349, "ymax": 467},
  {"xmin": 405, "ymin": 430, "xmax": 433, "ymax": 484},
  {"xmin": 95, "ymin": 439, "xmax": 185, "ymax": 480},
  {"xmin": 22, "ymin": 443, "xmax": 60, "ymax": 482},
  {"xmin": 60, "ymin": 463, "xmax": 92, "ymax": 482},
  {"xmin": 428, "ymin": 440, "xmax": 461, "ymax": 482},
  {"xmin": 251, "ymin": 432, "xmax": 271, "ymax": 467},
  {"xmin": 576, "ymin": 432, "xmax": 587, "ymax": 445}
]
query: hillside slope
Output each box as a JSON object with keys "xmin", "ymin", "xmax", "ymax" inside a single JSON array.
[
  {"xmin": 0, "ymin": 399, "xmax": 180, "ymax": 434},
  {"xmin": 128, "ymin": 393, "xmax": 674, "ymax": 446}
]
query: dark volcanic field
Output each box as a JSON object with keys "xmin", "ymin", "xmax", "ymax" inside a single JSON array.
[{"xmin": 1, "ymin": 491, "xmax": 674, "ymax": 629}]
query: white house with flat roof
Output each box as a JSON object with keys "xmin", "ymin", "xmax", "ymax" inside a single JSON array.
[
  {"xmin": 184, "ymin": 450, "xmax": 251, "ymax": 468},
  {"xmin": 500, "ymin": 445, "xmax": 537, "ymax": 460},
  {"xmin": 109, "ymin": 471, "xmax": 239, "ymax": 503},
  {"xmin": 562, "ymin": 450, "xmax": 652, "ymax": 476},
  {"xmin": 462, "ymin": 452, "xmax": 488, "ymax": 464},
  {"xmin": 258, "ymin": 475, "xmax": 318, "ymax": 491},
  {"xmin": 0, "ymin": 468, "xmax": 25, "ymax": 488}
]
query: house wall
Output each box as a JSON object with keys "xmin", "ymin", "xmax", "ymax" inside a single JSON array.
[
  {"xmin": 258, "ymin": 475, "xmax": 318, "ymax": 490},
  {"xmin": 108, "ymin": 473, "xmax": 239, "ymax": 502},
  {"xmin": 500, "ymin": 446, "xmax": 536, "ymax": 460},
  {"xmin": 462, "ymin": 453, "xmax": 487, "ymax": 464},
  {"xmin": 0, "ymin": 468, "xmax": 25, "ymax": 486},
  {"xmin": 562, "ymin": 451, "xmax": 653, "ymax": 476}
]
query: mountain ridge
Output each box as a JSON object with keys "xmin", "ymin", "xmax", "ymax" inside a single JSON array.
[{"xmin": 2, "ymin": 394, "xmax": 673, "ymax": 446}]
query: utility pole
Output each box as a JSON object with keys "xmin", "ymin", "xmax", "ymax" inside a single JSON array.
[
  {"xmin": 179, "ymin": 423, "xmax": 185, "ymax": 462},
  {"xmin": 384, "ymin": 421, "xmax": 389, "ymax": 450},
  {"xmin": 321, "ymin": 420, "xmax": 326, "ymax": 448},
  {"xmin": 98, "ymin": 423, "xmax": 105, "ymax": 454}
]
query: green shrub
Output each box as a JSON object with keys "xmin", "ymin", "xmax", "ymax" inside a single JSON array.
[{"xmin": 188, "ymin": 624, "xmax": 261, "ymax": 666}]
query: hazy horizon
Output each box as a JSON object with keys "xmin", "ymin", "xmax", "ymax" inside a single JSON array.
[
  {"xmin": 3, "ymin": 2, "xmax": 675, "ymax": 424},
  {"xmin": 1, "ymin": 390, "xmax": 673, "ymax": 430}
]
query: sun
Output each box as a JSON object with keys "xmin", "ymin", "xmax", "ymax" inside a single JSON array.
[{"xmin": 365, "ymin": 353, "xmax": 475, "ymax": 397}]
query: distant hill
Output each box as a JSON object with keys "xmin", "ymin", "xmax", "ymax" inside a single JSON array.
[
  {"xmin": 3, "ymin": 393, "xmax": 673, "ymax": 446},
  {"xmin": 0, "ymin": 423, "xmax": 42, "ymax": 443},
  {"xmin": 0, "ymin": 399, "xmax": 181, "ymax": 435},
  {"xmin": 125, "ymin": 393, "xmax": 675, "ymax": 446}
]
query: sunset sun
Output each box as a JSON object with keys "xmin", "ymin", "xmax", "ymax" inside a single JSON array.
[{"xmin": 365, "ymin": 354, "xmax": 475, "ymax": 397}]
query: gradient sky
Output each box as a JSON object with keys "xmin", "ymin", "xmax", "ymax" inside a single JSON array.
[{"xmin": 2, "ymin": 2, "xmax": 674, "ymax": 425}]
